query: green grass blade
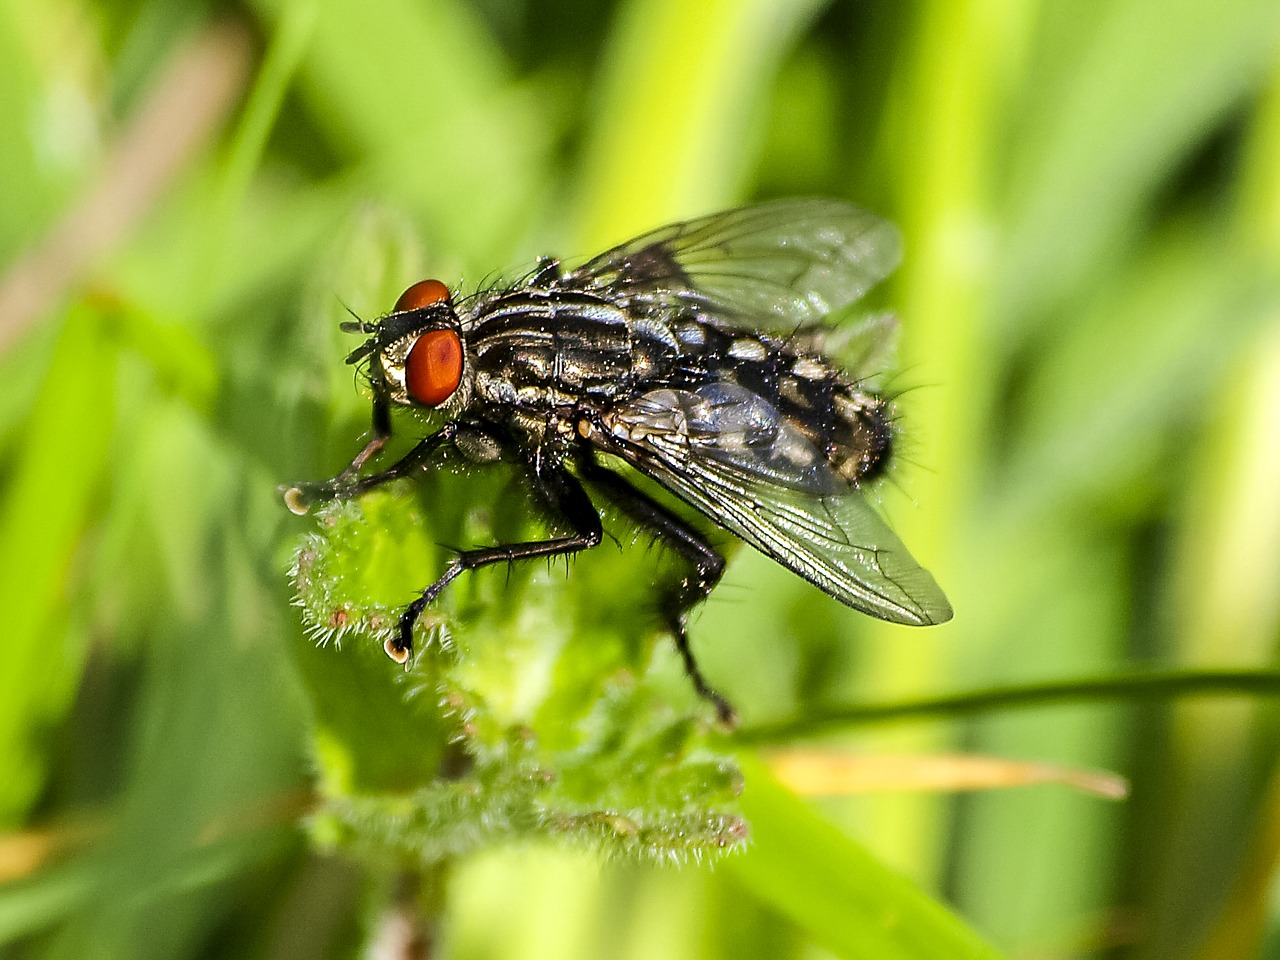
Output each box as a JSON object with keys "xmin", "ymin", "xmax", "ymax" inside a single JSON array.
[
  {"xmin": 996, "ymin": 0, "xmax": 1280, "ymax": 334},
  {"xmin": 0, "ymin": 303, "xmax": 116, "ymax": 824},
  {"xmin": 575, "ymin": 0, "xmax": 828, "ymax": 247},
  {"xmin": 727, "ymin": 754, "xmax": 1003, "ymax": 960}
]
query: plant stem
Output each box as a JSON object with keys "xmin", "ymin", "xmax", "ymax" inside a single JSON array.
[{"xmin": 735, "ymin": 668, "xmax": 1280, "ymax": 744}]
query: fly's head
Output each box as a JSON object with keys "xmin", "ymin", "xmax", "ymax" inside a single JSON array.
[{"xmin": 346, "ymin": 279, "xmax": 473, "ymax": 415}]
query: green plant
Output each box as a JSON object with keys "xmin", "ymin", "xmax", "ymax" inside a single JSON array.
[{"xmin": 2, "ymin": 1, "xmax": 1280, "ymax": 958}]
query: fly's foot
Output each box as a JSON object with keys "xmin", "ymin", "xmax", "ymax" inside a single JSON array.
[
  {"xmin": 668, "ymin": 612, "xmax": 737, "ymax": 729},
  {"xmin": 390, "ymin": 594, "xmax": 428, "ymax": 665},
  {"xmin": 283, "ymin": 434, "xmax": 393, "ymax": 514},
  {"xmin": 690, "ymin": 669, "xmax": 738, "ymax": 730},
  {"xmin": 282, "ymin": 483, "xmax": 324, "ymax": 515},
  {"xmin": 387, "ymin": 558, "xmax": 468, "ymax": 665},
  {"xmin": 281, "ymin": 480, "xmax": 354, "ymax": 515},
  {"xmin": 383, "ymin": 634, "xmax": 413, "ymax": 665}
]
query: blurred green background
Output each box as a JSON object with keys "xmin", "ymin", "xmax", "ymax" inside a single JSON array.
[{"xmin": 2, "ymin": 0, "xmax": 1280, "ymax": 957}]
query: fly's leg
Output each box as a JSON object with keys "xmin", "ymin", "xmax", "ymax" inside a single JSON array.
[
  {"xmin": 333, "ymin": 393, "xmax": 394, "ymax": 483},
  {"xmin": 581, "ymin": 461, "xmax": 734, "ymax": 727},
  {"xmin": 389, "ymin": 462, "xmax": 603, "ymax": 663},
  {"xmin": 283, "ymin": 422, "xmax": 458, "ymax": 515}
]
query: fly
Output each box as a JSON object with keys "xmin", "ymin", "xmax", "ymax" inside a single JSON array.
[{"xmin": 284, "ymin": 199, "xmax": 952, "ymax": 724}]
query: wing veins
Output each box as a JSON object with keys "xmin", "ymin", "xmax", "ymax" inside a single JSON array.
[
  {"xmin": 601, "ymin": 424, "xmax": 950, "ymax": 626},
  {"xmin": 570, "ymin": 199, "xmax": 903, "ymax": 332}
]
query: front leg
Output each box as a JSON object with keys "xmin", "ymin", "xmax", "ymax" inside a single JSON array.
[
  {"xmin": 387, "ymin": 460, "xmax": 603, "ymax": 662},
  {"xmin": 283, "ymin": 422, "xmax": 459, "ymax": 515},
  {"xmin": 332, "ymin": 392, "xmax": 394, "ymax": 484}
]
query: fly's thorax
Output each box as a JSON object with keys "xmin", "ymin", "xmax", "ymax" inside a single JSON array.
[{"xmin": 467, "ymin": 289, "xmax": 687, "ymax": 411}]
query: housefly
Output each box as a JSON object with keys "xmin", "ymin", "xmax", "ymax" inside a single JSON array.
[{"xmin": 284, "ymin": 199, "xmax": 952, "ymax": 723}]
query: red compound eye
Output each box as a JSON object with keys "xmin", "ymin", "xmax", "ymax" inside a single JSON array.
[
  {"xmin": 394, "ymin": 278, "xmax": 451, "ymax": 313},
  {"xmin": 405, "ymin": 329, "xmax": 463, "ymax": 406}
]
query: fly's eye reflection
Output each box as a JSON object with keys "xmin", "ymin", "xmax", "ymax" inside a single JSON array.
[
  {"xmin": 394, "ymin": 278, "xmax": 451, "ymax": 312},
  {"xmin": 286, "ymin": 199, "xmax": 951, "ymax": 726},
  {"xmin": 405, "ymin": 329, "xmax": 463, "ymax": 406}
]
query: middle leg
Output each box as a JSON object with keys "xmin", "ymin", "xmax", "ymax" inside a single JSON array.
[{"xmin": 389, "ymin": 460, "xmax": 603, "ymax": 662}]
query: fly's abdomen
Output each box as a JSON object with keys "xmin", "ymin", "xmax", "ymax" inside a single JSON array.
[
  {"xmin": 675, "ymin": 319, "xmax": 893, "ymax": 486},
  {"xmin": 823, "ymin": 387, "xmax": 892, "ymax": 483}
]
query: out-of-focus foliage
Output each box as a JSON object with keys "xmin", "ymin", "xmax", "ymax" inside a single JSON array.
[{"xmin": 0, "ymin": 1, "xmax": 1279, "ymax": 959}]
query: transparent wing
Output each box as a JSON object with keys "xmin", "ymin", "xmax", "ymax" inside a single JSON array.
[
  {"xmin": 602, "ymin": 386, "xmax": 952, "ymax": 626},
  {"xmin": 568, "ymin": 199, "xmax": 902, "ymax": 332},
  {"xmin": 792, "ymin": 312, "xmax": 900, "ymax": 382}
]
